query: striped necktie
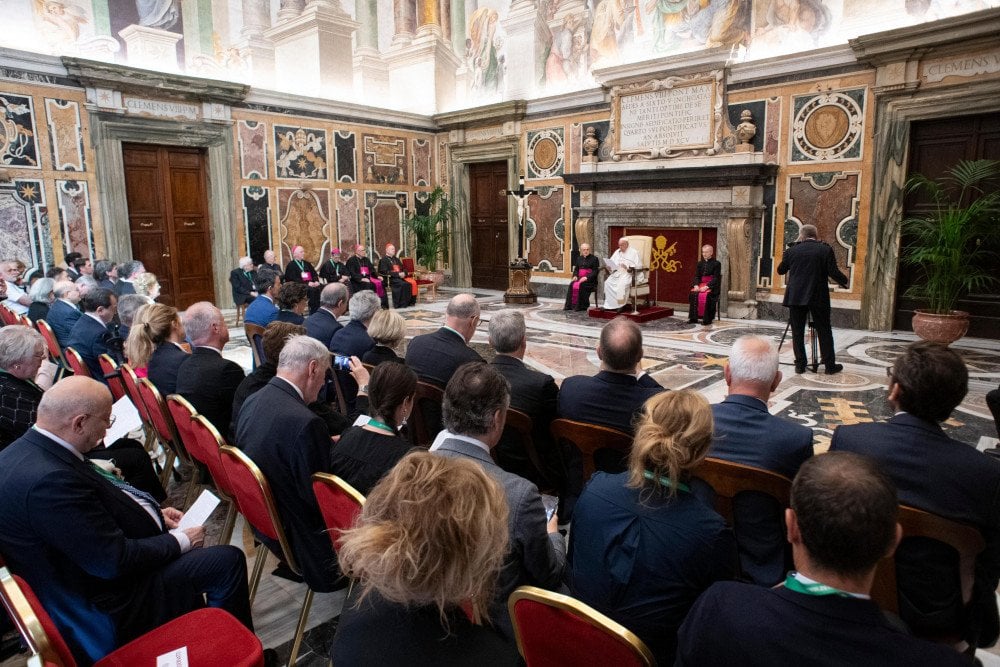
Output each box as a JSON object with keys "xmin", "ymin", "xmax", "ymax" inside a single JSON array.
[{"xmin": 89, "ymin": 461, "xmax": 165, "ymax": 529}]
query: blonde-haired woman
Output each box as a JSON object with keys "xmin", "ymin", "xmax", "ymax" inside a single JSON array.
[
  {"xmin": 331, "ymin": 452, "xmax": 520, "ymax": 666},
  {"xmin": 124, "ymin": 302, "xmax": 188, "ymax": 394},
  {"xmin": 567, "ymin": 390, "xmax": 735, "ymax": 664},
  {"xmin": 132, "ymin": 272, "xmax": 161, "ymax": 300},
  {"xmin": 361, "ymin": 309, "xmax": 405, "ymax": 365}
]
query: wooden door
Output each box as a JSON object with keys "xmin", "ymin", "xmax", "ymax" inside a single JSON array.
[
  {"xmin": 123, "ymin": 144, "xmax": 215, "ymax": 309},
  {"xmin": 469, "ymin": 161, "xmax": 510, "ymax": 291}
]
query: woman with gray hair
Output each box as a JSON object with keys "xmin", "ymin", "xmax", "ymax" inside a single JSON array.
[{"xmin": 26, "ymin": 277, "xmax": 55, "ymax": 323}]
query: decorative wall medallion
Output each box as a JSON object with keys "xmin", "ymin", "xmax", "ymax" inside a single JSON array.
[
  {"xmin": 527, "ymin": 128, "xmax": 565, "ymax": 179},
  {"xmin": 362, "ymin": 134, "xmax": 407, "ymax": 185},
  {"xmin": 1, "ymin": 93, "xmax": 40, "ymax": 168},
  {"xmin": 274, "ymin": 125, "xmax": 327, "ymax": 179},
  {"xmin": 238, "ymin": 120, "xmax": 268, "ymax": 179},
  {"xmin": 790, "ymin": 89, "xmax": 865, "ymax": 163},
  {"xmin": 55, "ymin": 179, "xmax": 94, "ymax": 259},
  {"xmin": 44, "ymin": 99, "xmax": 85, "ymax": 171}
]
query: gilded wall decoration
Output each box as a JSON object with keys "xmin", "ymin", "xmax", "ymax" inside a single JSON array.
[
  {"xmin": 334, "ymin": 131, "xmax": 357, "ymax": 183},
  {"xmin": 525, "ymin": 186, "xmax": 564, "ymax": 272},
  {"xmin": 277, "ymin": 188, "xmax": 330, "ymax": 265},
  {"xmin": 336, "ymin": 188, "xmax": 360, "ymax": 252},
  {"xmin": 527, "ymin": 128, "xmax": 565, "ymax": 180},
  {"xmin": 55, "ymin": 179, "xmax": 94, "ymax": 258},
  {"xmin": 44, "ymin": 99, "xmax": 85, "ymax": 171},
  {"xmin": 412, "ymin": 138, "xmax": 432, "ymax": 187},
  {"xmin": 238, "ymin": 120, "xmax": 268, "ymax": 179},
  {"xmin": 790, "ymin": 89, "xmax": 865, "ymax": 163},
  {"xmin": 362, "ymin": 134, "xmax": 407, "ymax": 185},
  {"xmin": 784, "ymin": 171, "xmax": 859, "ymax": 287},
  {"xmin": 0, "ymin": 93, "xmax": 39, "ymax": 168},
  {"xmin": 0, "ymin": 179, "xmax": 51, "ymax": 271},
  {"xmin": 274, "ymin": 125, "xmax": 327, "ymax": 179},
  {"xmin": 242, "ymin": 186, "xmax": 271, "ymax": 264}
]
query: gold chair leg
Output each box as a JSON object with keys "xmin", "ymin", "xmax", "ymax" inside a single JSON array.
[
  {"xmin": 249, "ymin": 542, "xmax": 268, "ymax": 605},
  {"xmin": 219, "ymin": 502, "xmax": 237, "ymax": 546},
  {"xmin": 158, "ymin": 449, "xmax": 176, "ymax": 487},
  {"xmin": 288, "ymin": 588, "xmax": 315, "ymax": 666},
  {"xmin": 182, "ymin": 474, "xmax": 200, "ymax": 509}
]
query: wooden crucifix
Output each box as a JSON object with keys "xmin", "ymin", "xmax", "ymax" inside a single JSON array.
[{"xmin": 505, "ymin": 175, "xmax": 537, "ymax": 261}]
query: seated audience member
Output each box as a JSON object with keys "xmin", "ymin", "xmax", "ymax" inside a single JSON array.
[
  {"xmin": 244, "ymin": 267, "xmax": 281, "ymax": 327},
  {"xmin": 94, "ymin": 259, "xmax": 117, "ymax": 291},
  {"xmin": 114, "ymin": 260, "xmax": 145, "ymax": 296},
  {"xmin": 361, "ymin": 309, "xmax": 405, "ymax": 366},
  {"xmin": 229, "ymin": 256, "xmax": 257, "ymax": 307},
  {"xmin": 283, "ymin": 245, "xmax": 321, "ymax": 313},
  {"xmin": 305, "ymin": 282, "xmax": 347, "ymax": 347},
  {"xmin": 61, "ymin": 252, "xmax": 83, "ymax": 281},
  {"xmin": 405, "ymin": 293, "xmax": 484, "ymax": 387},
  {"xmin": 330, "ymin": 290, "xmax": 380, "ymax": 358},
  {"xmin": 488, "ymin": 309, "xmax": 563, "ymax": 491},
  {"xmin": 0, "ymin": 377, "xmax": 252, "ymax": 665},
  {"xmin": 46, "ymin": 267, "xmax": 69, "ymax": 283},
  {"xmin": 319, "ymin": 247, "xmax": 351, "ymax": 287},
  {"xmin": 435, "ymin": 363, "xmax": 566, "ymax": 641},
  {"xmin": 76, "ymin": 275, "xmax": 98, "ymax": 298},
  {"xmin": 260, "ymin": 249, "xmax": 282, "ymax": 275},
  {"xmin": 707, "ymin": 334, "xmax": 813, "ymax": 586},
  {"xmin": 831, "ymin": 341, "xmax": 1000, "ymax": 648},
  {"xmin": 377, "ymin": 243, "xmax": 415, "ymax": 309},
  {"xmin": 26, "ymin": 277, "xmax": 55, "ymax": 323},
  {"xmin": 72, "ymin": 254, "xmax": 92, "ymax": 278},
  {"xmin": 346, "ymin": 244, "xmax": 387, "ymax": 309},
  {"xmin": 237, "ymin": 335, "xmax": 345, "ymax": 592},
  {"xmin": 47, "ymin": 280, "xmax": 83, "ymax": 346},
  {"xmin": 687, "ymin": 244, "xmax": 721, "ymax": 325},
  {"xmin": 176, "ymin": 302, "xmax": 245, "ymax": 436},
  {"xmin": 274, "ymin": 281, "xmax": 309, "ymax": 325},
  {"xmin": 1, "ymin": 259, "xmax": 30, "ymax": 315},
  {"xmin": 66, "ymin": 288, "xmax": 122, "ymax": 380},
  {"xmin": 563, "ymin": 243, "xmax": 600, "ymax": 311},
  {"xmin": 116, "ymin": 293, "xmax": 153, "ymax": 341},
  {"xmin": 568, "ymin": 390, "xmax": 735, "ymax": 664},
  {"xmin": 989, "ymin": 384, "xmax": 1000, "ymax": 439},
  {"xmin": 125, "ymin": 303, "xmax": 188, "ymax": 389},
  {"xmin": 330, "ymin": 362, "xmax": 417, "ymax": 495},
  {"xmin": 558, "ymin": 316, "xmax": 663, "ymax": 434},
  {"xmin": 132, "ymin": 272, "xmax": 160, "ymax": 300},
  {"xmin": 332, "ymin": 453, "xmax": 520, "ymax": 666},
  {"xmin": 676, "ymin": 452, "xmax": 967, "ymax": 667}
]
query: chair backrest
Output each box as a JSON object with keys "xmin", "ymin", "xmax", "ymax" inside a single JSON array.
[
  {"xmin": 35, "ymin": 320, "xmax": 63, "ymax": 364},
  {"xmin": 97, "ymin": 354, "xmax": 126, "ymax": 402},
  {"xmin": 692, "ymin": 457, "xmax": 792, "ymax": 524},
  {"xmin": 187, "ymin": 414, "xmax": 236, "ymax": 499},
  {"xmin": 870, "ymin": 504, "xmax": 986, "ymax": 616},
  {"xmin": 311, "ymin": 473, "xmax": 365, "ymax": 553},
  {"xmin": 244, "ymin": 324, "xmax": 265, "ymax": 367},
  {"xmin": 549, "ymin": 418, "xmax": 633, "ymax": 484},
  {"xmin": 137, "ymin": 378, "xmax": 188, "ymax": 463},
  {"xmin": 119, "ymin": 364, "xmax": 153, "ymax": 428},
  {"xmin": 218, "ymin": 445, "xmax": 299, "ymax": 572},
  {"xmin": 165, "ymin": 394, "xmax": 200, "ymax": 465},
  {"xmin": 620, "ymin": 235, "xmax": 652, "ymax": 271},
  {"xmin": 0, "ymin": 305, "xmax": 17, "ymax": 327},
  {"xmin": 62, "ymin": 347, "xmax": 90, "ymax": 378},
  {"xmin": 509, "ymin": 586, "xmax": 655, "ymax": 667},
  {"xmin": 18, "ymin": 314, "xmax": 32, "ymax": 327},
  {"xmin": 501, "ymin": 408, "xmax": 554, "ymax": 490},
  {"xmin": 401, "ymin": 257, "xmax": 416, "ymax": 274},
  {"xmin": 0, "ymin": 567, "xmax": 77, "ymax": 667},
  {"xmin": 409, "ymin": 380, "xmax": 445, "ymax": 448}
]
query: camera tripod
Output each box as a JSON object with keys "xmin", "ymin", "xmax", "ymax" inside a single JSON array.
[{"xmin": 778, "ymin": 317, "xmax": 819, "ymax": 373}]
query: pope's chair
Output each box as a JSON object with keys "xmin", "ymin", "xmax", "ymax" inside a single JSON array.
[
  {"xmin": 401, "ymin": 257, "xmax": 436, "ymax": 302},
  {"xmin": 0, "ymin": 566, "xmax": 264, "ymax": 667},
  {"xmin": 509, "ymin": 586, "xmax": 655, "ymax": 667},
  {"xmin": 311, "ymin": 473, "xmax": 365, "ymax": 554},
  {"xmin": 219, "ymin": 445, "xmax": 314, "ymax": 666},
  {"xmin": 620, "ymin": 235, "xmax": 652, "ymax": 313}
]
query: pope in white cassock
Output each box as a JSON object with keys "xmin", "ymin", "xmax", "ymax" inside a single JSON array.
[{"xmin": 602, "ymin": 238, "xmax": 642, "ymax": 310}]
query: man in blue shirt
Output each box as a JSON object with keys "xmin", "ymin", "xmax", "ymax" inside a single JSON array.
[{"xmin": 244, "ymin": 268, "xmax": 281, "ymax": 327}]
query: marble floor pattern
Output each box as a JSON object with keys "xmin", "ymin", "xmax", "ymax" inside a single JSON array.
[{"xmin": 3, "ymin": 287, "xmax": 999, "ymax": 666}]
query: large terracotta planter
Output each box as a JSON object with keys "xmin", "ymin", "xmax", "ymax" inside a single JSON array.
[{"xmin": 911, "ymin": 309, "xmax": 970, "ymax": 345}]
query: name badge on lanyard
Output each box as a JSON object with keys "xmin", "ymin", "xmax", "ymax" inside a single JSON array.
[{"xmin": 301, "ymin": 272, "xmax": 311, "ymax": 281}]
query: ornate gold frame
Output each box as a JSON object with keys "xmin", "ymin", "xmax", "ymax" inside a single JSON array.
[{"xmin": 0, "ymin": 567, "xmax": 62, "ymax": 666}]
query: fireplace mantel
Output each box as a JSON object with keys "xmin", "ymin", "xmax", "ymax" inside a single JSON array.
[{"xmin": 563, "ymin": 163, "xmax": 778, "ymax": 191}]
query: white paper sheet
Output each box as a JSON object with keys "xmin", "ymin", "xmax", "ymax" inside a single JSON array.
[
  {"xmin": 177, "ymin": 490, "xmax": 220, "ymax": 530},
  {"xmin": 603, "ymin": 256, "xmax": 618, "ymax": 272},
  {"xmin": 156, "ymin": 646, "xmax": 189, "ymax": 667},
  {"xmin": 104, "ymin": 395, "xmax": 144, "ymax": 445}
]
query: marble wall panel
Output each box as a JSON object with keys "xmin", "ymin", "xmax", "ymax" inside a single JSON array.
[
  {"xmin": 526, "ymin": 186, "xmax": 564, "ymax": 272},
  {"xmin": 790, "ymin": 88, "xmax": 866, "ymax": 163},
  {"xmin": 55, "ymin": 179, "xmax": 94, "ymax": 259},
  {"xmin": 44, "ymin": 99, "xmax": 85, "ymax": 171},
  {"xmin": 756, "ymin": 182, "xmax": 777, "ymax": 288},
  {"xmin": 334, "ymin": 131, "xmax": 357, "ymax": 183},
  {"xmin": 242, "ymin": 185, "xmax": 271, "ymax": 264},
  {"xmin": 436, "ymin": 135, "xmax": 448, "ymax": 191},
  {"xmin": 0, "ymin": 179, "xmax": 51, "ymax": 272},
  {"xmin": 362, "ymin": 134, "xmax": 407, "ymax": 185},
  {"xmin": 412, "ymin": 138, "xmax": 432, "ymax": 187},
  {"xmin": 365, "ymin": 191, "xmax": 405, "ymax": 257},
  {"xmin": 765, "ymin": 97, "xmax": 781, "ymax": 162},
  {"xmin": 785, "ymin": 171, "xmax": 859, "ymax": 286},
  {"xmin": 568, "ymin": 123, "xmax": 582, "ymax": 174},
  {"xmin": 726, "ymin": 100, "xmax": 766, "ymax": 153},
  {"xmin": 336, "ymin": 188, "xmax": 359, "ymax": 252},
  {"xmin": 277, "ymin": 188, "xmax": 330, "ymax": 265},
  {"xmin": 238, "ymin": 120, "xmax": 268, "ymax": 179},
  {"xmin": 526, "ymin": 127, "xmax": 565, "ymax": 180},
  {"xmin": 1, "ymin": 93, "xmax": 40, "ymax": 168},
  {"xmin": 274, "ymin": 125, "xmax": 327, "ymax": 179}
]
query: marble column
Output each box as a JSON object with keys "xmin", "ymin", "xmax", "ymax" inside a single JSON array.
[
  {"xmin": 241, "ymin": 0, "xmax": 271, "ymax": 38},
  {"xmin": 277, "ymin": 0, "xmax": 305, "ymax": 22},
  {"xmin": 355, "ymin": 0, "xmax": 379, "ymax": 52},
  {"xmin": 501, "ymin": 3, "xmax": 546, "ymax": 98},
  {"xmin": 393, "ymin": 0, "xmax": 416, "ymax": 44},
  {"xmin": 417, "ymin": 0, "xmax": 441, "ymax": 35},
  {"xmin": 450, "ymin": 0, "xmax": 465, "ymax": 54}
]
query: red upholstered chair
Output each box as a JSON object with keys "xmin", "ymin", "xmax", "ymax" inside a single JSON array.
[
  {"xmin": 401, "ymin": 257, "xmax": 436, "ymax": 302},
  {"xmin": 62, "ymin": 347, "xmax": 90, "ymax": 378},
  {"xmin": 508, "ymin": 586, "xmax": 655, "ymax": 667},
  {"xmin": 219, "ymin": 445, "xmax": 314, "ymax": 666},
  {"xmin": 119, "ymin": 363, "xmax": 156, "ymax": 456},
  {"xmin": 35, "ymin": 319, "xmax": 65, "ymax": 366},
  {"xmin": 137, "ymin": 378, "xmax": 195, "ymax": 502},
  {"xmin": 311, "ymin": 473, "xmax": 365, "ymax": 553},
  {"xmin": 185, "ymin": 410, "xmax": 240, "ymax": 546},
  {"xmin": 0, "ymin": 566, "xmax": 264, "ymax": 667},
  {"xmin": 97, "ymin": 354, "xmax": 126, "ymax": 402},
  {"xmin": 0, "ymin": 305, "xmax": 18, "ymax": 326},
  {"xmin": 549, "ymin": 419, "xmax": 633, "ymax": 485}
]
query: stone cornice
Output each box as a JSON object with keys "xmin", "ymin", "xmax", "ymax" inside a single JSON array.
[
  {"xmin": 62, "ymin": 56, "xmax": 250, "ymax": 105},
  {"xmin": 434, "ymin": 100, "xmax": 528, "ymax": 130},
  {"xmin": 592, "ymin": 48, "xmax": 731, "ymax": 87},
  {"xmin": 242, "ymin": 87, "xmax": 438, "ymax": 131},
  {"xmin": 849, "ymin": 7, "xmax": 1000, "ymax": 65},
  {"xmin": 563, "ymin": 163, "xmax": 778, "ymax": 190}
]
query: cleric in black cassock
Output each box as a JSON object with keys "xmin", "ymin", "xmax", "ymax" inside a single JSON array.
[
  {"xmin": 283, "ymin": 245, "xmax": 321, "ymax": 313},
  {"xmin": 564, "ymin": 243, "xmax": 600, "ymax": 311},
  {"xmin": 378, "ymin": 243, "xmax": 415, "ymax": 308},
  {"xmin": 346, "ymin": 244, "xmax": 388, "ymax": 309}
]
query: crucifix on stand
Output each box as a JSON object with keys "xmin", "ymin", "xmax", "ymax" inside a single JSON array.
[{"xmin": 503, "ymin": 175, "xmax": 539, "ymax": 304}]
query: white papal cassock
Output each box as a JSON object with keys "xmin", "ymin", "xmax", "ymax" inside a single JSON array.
[{"xmin": 602, "ymin": 246, "xmax": 641, "ymax": 309}]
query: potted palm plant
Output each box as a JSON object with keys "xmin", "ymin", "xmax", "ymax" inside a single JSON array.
[
  {"xmin": 403, "ymin": 186, "xmax": 455, "ymax": 286},
  {"xmin": 900, "ymin": 159, "xmax": 1000, "ymax": 344}
]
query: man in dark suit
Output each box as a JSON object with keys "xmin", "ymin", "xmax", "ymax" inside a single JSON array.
[
  {"xmin": 229, "ymin": 256, "xmax": 257, "ymax": 307},
  {"xmin": 260, "ymin": 249, "xmax": 282, "ymax": 275},
  {"xmin": 830, "ymin": 341, "xmax": 1000, "ymax": 648},
  {"xmin": 676, "ymin": 452, "xmax": 965, "ymax": 667},
  {"xmin": 244, "ymin": 268, "xmax": 281, "ymax": 327},
  {"xmin": 987, "ymin": 384, "xmax": 1000, "ymax": 439},
  {"xmin": 176, "ymin": 302, "xmax": 245, "ymax": 436},
  {"xmin": 236, "ymin": 335, "xmax": 345, "ymax": 592},
  {"xmin": 114, "ymin": 260, "xmax": 144, "ymax": 297},
  {"xmin": 688, "ymin": 244, "xmax": 722, "ymax": 325},
  {"xmin": 329, "ymin": 290, "xmax": 379, "ymax": 358},
  {"xmin": 776, "ymin": 224, "xmax": 849, "ymax": 375},
  {"xmin": 434, "ymin": 363, "xmax": 565, "ymax": 642},
  {"xmin": 488, "ymin": 309, "xmax": 563, "ymax": 491},
  {"xmin": 405, "ymin": 293, "xmax": 484, "ymax": 387},
  {"xmin": 94, "ymin": 259, "xmax": 118, "ymax": 292},
  {"xmin": 65, "ymin": 288, "xmax": 122, "ymax": 381},
  {"xmin": 63, "ymin": 251, "xmax": 91, "ymax": 282},
  {"xmin": 558, "ymin": 317, "xmax": 663, "ymax": 435},
  {"xmin": 707, "ymin": 334, "xmax": 813, "ymax": 585},
  {"xmin": 47, "ymin": 280, "xmax": 82, "ymax": 346},
  {"xmin": 0, "ymin": 377, "xmax": 253, "ymax": 665},
  {"xmin": 305, "ymin": 283, "xmax": 347, "ymax": 348}
]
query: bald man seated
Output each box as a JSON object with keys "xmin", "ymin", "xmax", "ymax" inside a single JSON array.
[{"xmin": 0, "ymin": 377, "xmax": 253, "ymax": 665}]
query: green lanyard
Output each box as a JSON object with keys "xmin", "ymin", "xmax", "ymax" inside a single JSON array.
[
  {"xmin": 367, "ymin": 417, "xmax": 396, "ymax": 433},
  {"xmin": 244, "ymin": 271, "xmax": 251, "ymax": 279},
  {"xmin": 643, "ymin": 470, "xmax": 690, "ymax": 493},
  {"xmin": 295, "ymin": 259, "xmax": 305, "ymax": 271},
  {"xmin": 89, "ymin": 461, "xmax": 120, "ymax": 483},
  {"xmin": 784, "ymin": 572, "xmax": 854, "ymax": 598}
]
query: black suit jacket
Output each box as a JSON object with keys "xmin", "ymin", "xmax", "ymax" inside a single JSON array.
[
  {"xmin": 146, "ymin": 342, "xmax": 190, "ymax": 397},
  {"xmin": 0, "ymin": 429, "xmax": 181, "ymax": 664},
  {"xmin": 776, "ymin": 239, "xmax": 848, "ymax": 307},
  {"xmin": 676, "ymin": 582, "xmax": 967, "ymax": 666},
  {"xmin": 284, "ymin": 259, "xmax": 318, "ymax": 284},
  {"xmin": 237, "ymin": 378, "xmax": 338, "ymax": 591},
  {"xmin": 329, "ymin": 319, "xmax": 375, "ymax": 358},
  {"xmin": 175, "ymin": 347, "xmax": 245, "ymax": 436},
  {"xmin": 46, "ymin": 299, "xmax": 82, "ymax": 347},
  {"xmin": 229, "ymin": 268, "xmax": 256, "ymax": 305},
  {"xmin": 404, "ymin": 327, "xmax": 484, "ymax": 387},
  {"xmin": 115, "ymin": 280, "xmax": 136, "ymax": 297},
  {"xmin": 66, "ymin": 314, "xmax": 119, "ymax": 381},
  {"xmin": 831, "ymin": 413, "xmax": 1000, "ymax": 646},
  {"xmin": 558, "ymin": 370, "xmax": 663, "ymax": 435},
  {"xmin": 492, "ymin": 355, "xmax": 562, "ymax": 486},
  {"xmin": 304, "ymin": 308, "xmax": 342, "ymax": 348}
]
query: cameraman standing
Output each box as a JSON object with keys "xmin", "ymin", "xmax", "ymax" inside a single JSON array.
[{"xmin": 777, "ymin": 224, "xmax": 849, "ymax": 375}]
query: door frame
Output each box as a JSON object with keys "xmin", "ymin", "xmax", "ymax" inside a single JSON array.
[{"xmin": 91, "ymin": 113, "xmax": 238, "ymax": 308}]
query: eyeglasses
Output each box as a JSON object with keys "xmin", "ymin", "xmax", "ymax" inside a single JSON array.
[{"xmin": 87, "ymin": 414, "xmax": 116, "ymax": 427}]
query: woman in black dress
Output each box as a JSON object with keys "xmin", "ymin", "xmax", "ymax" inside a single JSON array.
[
  {"xmin": 274, "ymin": 282, "xmax": 309, "ymax": 325},
  {"xmin": 361, "ymin": 310, "xmax": 405, "ymax": 366}
]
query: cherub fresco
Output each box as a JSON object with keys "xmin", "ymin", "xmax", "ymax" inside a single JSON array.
[
  {"xmin": 32, "ymin": 0, "xmax": 88, "ymax": 49},
  {"xmin": 469, "ymin": 7, "xmax": 503, "ymax": 93},
  {"xmin": 753, "ymin": 0, "xmax": 833, "ymax": 51}
]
